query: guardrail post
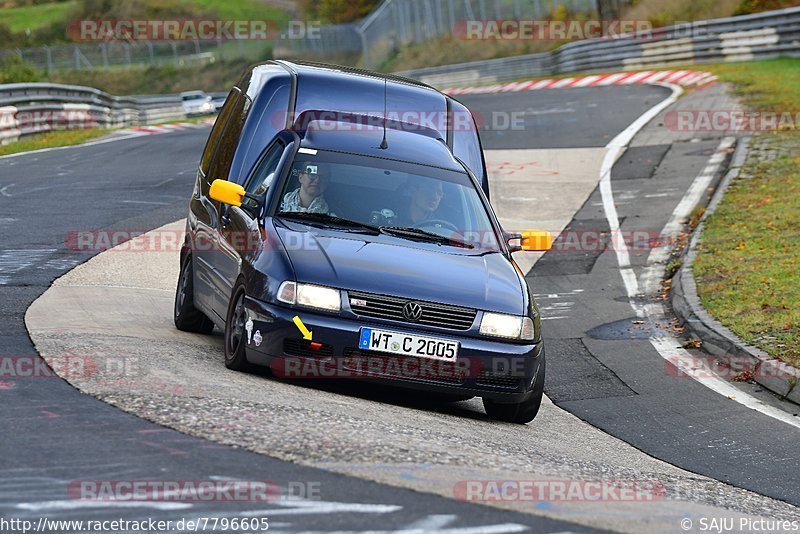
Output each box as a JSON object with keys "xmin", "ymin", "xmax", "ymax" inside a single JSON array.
[{"xmin": 42, "ymin": 46, "xmax": 52, "ymax": 73}]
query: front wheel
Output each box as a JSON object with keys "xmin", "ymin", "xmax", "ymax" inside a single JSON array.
[
  {"xmin": 224, "ymin": 284, "xmax": 255, "ymax": 372},
  {"xmin": 174, "ymin": 254, "xmax": 214, "ymax": 334},
  {"xmin": 483, "ymin": 354, "xmax": 545, "ymax": 424}
]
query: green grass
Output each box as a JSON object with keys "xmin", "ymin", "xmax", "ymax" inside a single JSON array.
[
  {"xmin": 705, "ymin": 58, "xmax": 800, "ymax": 118},
  {"xmin": 189, "ymin": 0, "xmax": 290, "ymax": 26},
  {"xmin": 693, "ymin": 132, "xmax": 800, "ymax": 367},
  {"xmin": 693, "ymin": 58, "xmax": 800, "ymax": 368},
  {"xmin": 1, "ymin": 0, "xmax": 290, "ymax": 38},
  {"xmin": 0, "ymin": 127, "xmax": 108, "ymax": 156},
  {"xmin": 3, "ymin": 1, "xmax": 77, "ymax": 33}
]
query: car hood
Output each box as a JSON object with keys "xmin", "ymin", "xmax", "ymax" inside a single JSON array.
[{"xmin": 275, "ymin": 225, "xmax": 525, "ymax": 314}]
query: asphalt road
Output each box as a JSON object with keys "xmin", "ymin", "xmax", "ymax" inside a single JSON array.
[
  {"xmin": 3, "ymin": 82, "xmax": 800, "ymax": 532},
  {"xmin": 459, "ymin": 85, "xmax": 800, "ymax": 505}
]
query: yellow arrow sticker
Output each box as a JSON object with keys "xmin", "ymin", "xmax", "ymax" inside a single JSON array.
[{"xmin": 292, "ymin": 315, "xmax": 313, "ymax": 340}]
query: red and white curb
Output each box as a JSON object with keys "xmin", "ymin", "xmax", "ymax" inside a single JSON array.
[
  {"xmin": 114, "ymin": 117, "xmax": 216, "ymax": 137},
  {"xmin": 443, "ymin": 70, "xmax": 717, "ymax": 95}
]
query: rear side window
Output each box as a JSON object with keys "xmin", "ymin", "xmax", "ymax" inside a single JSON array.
[
  {"xmin": 200, "ymin": 89, "xmax": 238, "ymax": 175},
  {"xmin": 206, "ymin": 92, "xmax": 251, "ymax": 182}
]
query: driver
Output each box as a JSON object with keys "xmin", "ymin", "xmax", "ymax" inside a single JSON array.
[
  {"xmin": 394, "ymin": 177, "xmax": 444, "ymax": 226},
  {"xmin": 280, "ymin": 162, "xmax": 334, "ymax": 215}
]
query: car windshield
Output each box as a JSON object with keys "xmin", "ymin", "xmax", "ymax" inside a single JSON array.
[
  {"xmin": 274, "ymin": 150, "xmax": 501, "ymax": 252},
  {"xmin": 182, "ymin": 94, "xmax": 205, "ymax": 101}
]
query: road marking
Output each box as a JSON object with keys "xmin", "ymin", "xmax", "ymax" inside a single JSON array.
[
  {"xmin": 0, "ymin": 249, "xmax": 58, "ymax": 281},
  {"xmin": 16, "ymin": 500, "xmax": 192, "ymax": 511},
  {"xmin": 240, "ymin": 499, "xmax": 402, "ymax": 516},
  {"xmin": 120, "ymin": 200, "xmax": 171, "ymax": 205},
  {"xmin": 597, "ymin": 83, "xmax": 800, "ymax": 430},
  {"xmin": 0, "ymin": 184, "xmax": 14, "ymax": 197}
]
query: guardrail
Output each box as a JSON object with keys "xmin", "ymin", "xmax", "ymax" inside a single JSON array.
[
  {"xmin": 0, "ymin": 83, "xmax": 186, "ymax": 145},
  {"xmin": 396, "ymin": 6, "xmax": 800, "ymax": 87}
]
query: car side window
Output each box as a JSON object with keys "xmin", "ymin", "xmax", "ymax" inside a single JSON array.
[
  {"xmin": 241, "ymin": 140, "xmax": 285, "ymax": 210},
  {"xmin": 199, "ymin": 89, "xmax": 238, "ymax": 175},
  {"xmin": 206, "ymin": 92, "xmax": 251, "ymax": 183}
]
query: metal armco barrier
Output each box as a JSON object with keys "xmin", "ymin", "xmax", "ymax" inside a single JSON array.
[
  {"xmin": 0, "ymin": 82, "xmax": 185, "ymax": 145},
  {"xmin": 395, "ymin": 6, "xmax": 800, "ymax": 87}
]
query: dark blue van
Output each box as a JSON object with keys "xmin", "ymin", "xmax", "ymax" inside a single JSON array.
[{"xmin": 174, "ymin": 60, "xmax": 552, "ymax": 423}]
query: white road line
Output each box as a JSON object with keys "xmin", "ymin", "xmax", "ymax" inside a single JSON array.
[
  {"xmin": 640, "ymin": 137, "xmax": 735, "ymax": 296},
  {"xmin": 0, "ymin": 132, "xmax": 147, "ymax": 160},
  {"xmin": 16, "ymin": 500, "xmax": 192, "ymax": 511},
  {"xmin": 598, "ymin": 83, "xmax": 800, "ymax": 430}
]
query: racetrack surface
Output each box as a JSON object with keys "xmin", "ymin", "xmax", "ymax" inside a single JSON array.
[{"xmin": 6, "ymin": 83, "xmax": 800, "ymax": 531}]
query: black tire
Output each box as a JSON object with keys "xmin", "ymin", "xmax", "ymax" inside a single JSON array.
[
  {"xmin": 174, "ymin": 254, "xmax": 215, "ymax": 334},
  {"xmin": 483, "ymin": 354, "xmax": 545, "ymax": 424},
  {"xmin": 224, "ymin": 283, "xmax": 255, "ymax": 372}
]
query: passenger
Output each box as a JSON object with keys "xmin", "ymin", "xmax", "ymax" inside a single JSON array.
[
  {"xmin": 280, "ymin": 162, "xmax": 333, "ymax": 214},
  {"xmin": 394, "ymin": 177, "xmax": 444, "ymax": 226}
]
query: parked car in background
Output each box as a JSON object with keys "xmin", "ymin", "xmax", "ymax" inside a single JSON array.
[
  {"xmin": 180, "ymin": 90, "xmax": 215, "ymax": 116},
  {"xmin": 210, "ymin": 92, "xmax": 228, "ymax": 113}
]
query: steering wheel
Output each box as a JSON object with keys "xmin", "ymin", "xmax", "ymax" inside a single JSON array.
[{"xmin": 414, "ymin": 219, "xmax": 459, "ymax": 232}]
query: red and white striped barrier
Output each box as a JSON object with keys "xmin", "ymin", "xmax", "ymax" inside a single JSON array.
[
  {"xmin": 443, "ymin": 70, "xmax": 717, "ymax": 95},
  {"xmin": 115, "ymin": 117, "xmax": 216, "ymax": 136}
]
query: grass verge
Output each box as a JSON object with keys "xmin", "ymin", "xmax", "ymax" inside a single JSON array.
[
  {"xmin": 0, "ymin": 128, "xmax": 110, "ymax": 157},
  {"xmin": 3, "ymin": 1, "xmax": 77, "ymax": 33},
  {"xmin": 692, "ymin": 58, "xmax": 800, "ymax": 368}
]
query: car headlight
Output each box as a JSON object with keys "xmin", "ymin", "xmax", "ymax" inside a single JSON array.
[
  {"xmin": 480, "ymin": 312, "xmax": 535, "ymax": 341},
  {"xmin": 276, "ymin": 281, "xmax": 341, "ymax": 312}
]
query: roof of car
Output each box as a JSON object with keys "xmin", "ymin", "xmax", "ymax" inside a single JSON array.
[{"xmin": 298, "ymin": 122, "xmax": 464, "ymax": 172}]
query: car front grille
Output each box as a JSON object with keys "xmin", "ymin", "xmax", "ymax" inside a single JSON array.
[
  {"xmin": 341, "ymin": 348, "xmax": 465, "ymax": 385},
  {"xmin": 347, "ymin": 290, "xmax": 476, "ymax": 330}
]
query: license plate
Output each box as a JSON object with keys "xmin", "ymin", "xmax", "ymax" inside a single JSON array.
[{"xmin": 358, "ymin": 327, "xmax": 459, "ymax": 361}]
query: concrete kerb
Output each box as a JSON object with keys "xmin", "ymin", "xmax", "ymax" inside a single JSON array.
[{"xmin": 670, "ymin": 136, "xmax": 800, "ymax": 405}]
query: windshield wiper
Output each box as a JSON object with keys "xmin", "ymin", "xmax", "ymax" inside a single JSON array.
[
  {"xmin": 277, "ymin": 212, "xmax": 381, "ymax": 234},
  {"xmin": 379, "ymin": 226, "xmax": 475, "ymax": 249}
]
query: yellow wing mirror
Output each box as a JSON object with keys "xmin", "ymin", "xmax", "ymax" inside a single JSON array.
[
  {"xmin": 209, "ymin": 179, "xmax": 246, "ymax": 207},
  {"xmin": 521, "ymin": 230, "xmax": 553, "ymax": 251},
  {"xmin": 505, "ymin": 230, "xmax": 553, "ymax": 252}
]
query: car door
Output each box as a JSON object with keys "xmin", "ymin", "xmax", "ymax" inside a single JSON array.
[
  {"xmin": 191, "ymin": 88, "xmax": 240, "ymax": 315},
  {"xmin": 197, "ymin": 89, "xmax": 251, "ymax": 318},
  {"xmin": 212, "ymin": 138, "xmax": 289, "ymax": 319}
]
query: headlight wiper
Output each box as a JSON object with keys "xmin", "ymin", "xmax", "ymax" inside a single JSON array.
[
  {"xmin": 278, "ymin": 212, "xmax": 381, "ymax": 234},
  {"xmin": 379, "ymin": 226, "xmax": 475, "ymax": 249}
]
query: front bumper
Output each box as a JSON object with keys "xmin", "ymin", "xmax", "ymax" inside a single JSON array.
[{"xmin": 242, "ymin": 297, "xmax": 543, "ymax": 402}]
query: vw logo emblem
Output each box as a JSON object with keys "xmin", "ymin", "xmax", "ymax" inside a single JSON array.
[{"xmin": 402, "ymin": 301, "xmax": 423, "ymax": 321}]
